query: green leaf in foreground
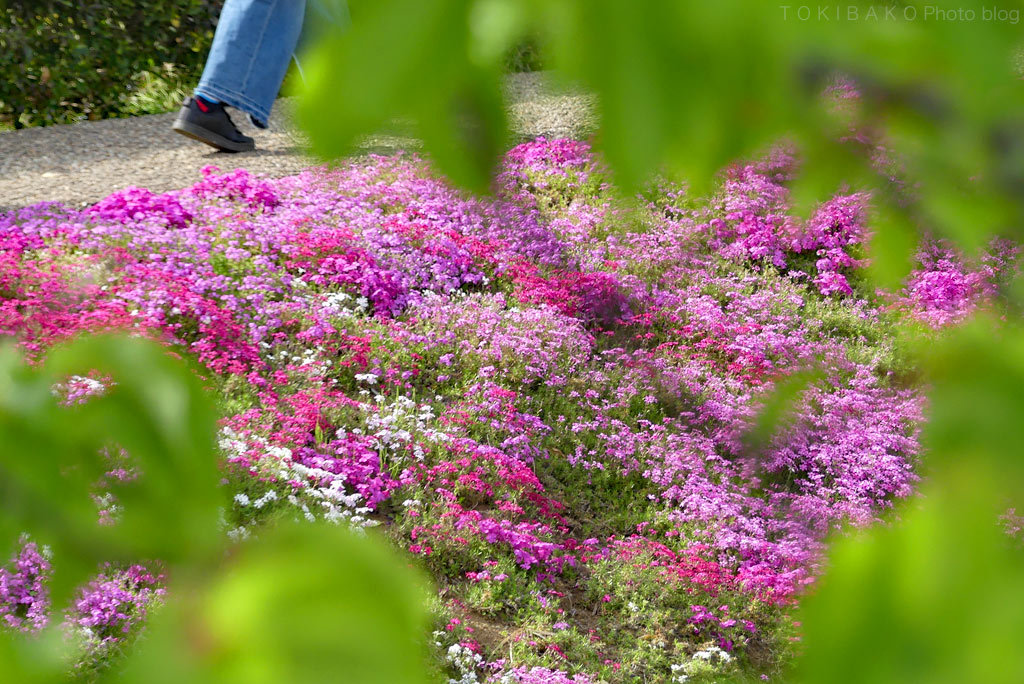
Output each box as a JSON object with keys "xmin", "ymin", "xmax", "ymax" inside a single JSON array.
[
  {"xmin": 298, "ymin": 0, "xmax": 509, "ymax": 192},
  {"xmin": 0, "ymin": 335, "xmax": 223, "ymax": 614},
  {"xmin": 116, "ymin": 522, "xmax": 434, "ymax": 684},
  {"xmin": 794, "ymin": 475, "xmax": 1024, "ymax": 684},
  {"xmin": 867, "ymin": 202, "xmax": 918, "ymax": 292},
  {"xmin": 793, "ymin": 318, "xmax": 1024, "ymax": 684},
  {"xmin": 921, "ymin": 317, "xmax": 1024, "ymax": 483},
  {"xmin": 741, "ymin": 367, "xmax": 823, "ymax": 456}
]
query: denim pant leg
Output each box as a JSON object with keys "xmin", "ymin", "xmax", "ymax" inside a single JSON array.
[{"xmin": 195, "ymin": 0, "xmax": 306, "ymax": 127}]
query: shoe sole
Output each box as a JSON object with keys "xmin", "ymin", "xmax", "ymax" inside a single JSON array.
[{"xmin": 172, "ymin": 118, "xmax": 255, "ymax": 153}]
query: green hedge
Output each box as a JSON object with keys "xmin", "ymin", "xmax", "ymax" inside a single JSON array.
[{"xmin": 0, "ymin": 1, "xmax": 223, "ymax": 128}]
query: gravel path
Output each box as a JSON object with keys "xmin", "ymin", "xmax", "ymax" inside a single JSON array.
[{"xmin": 0, "ymin": 73, "xmax": 595, "ymax": 212}]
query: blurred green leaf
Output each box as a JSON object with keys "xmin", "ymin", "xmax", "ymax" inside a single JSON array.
[
  {"xmin": 795, "ymin": 475, "xmax": 1024, "ymax": 684},
  {"xmin": 0, "ymin": 335, "xmax": 222, "ymax": 612},
  {"xmin": 742, "ymin": 367, "xmax": 823, "ymax": 456},
  {"xmin": 469, "ymin": 0, "xmax": 528, "ymax": 66},
  {"xmin": 918, "ymin": 318, "xmax": 1024, "ymax": 484},
  {"xmin": 788, "ymin": 137, "xmax": 875, "ymax": 220},
  {"xmin": 299, "ymin": 0, "xmax": 508, "ymax": 191},
  {"xmin": 794, "ymin": 318, "xmax": 1024, "ymax": 683},
  {"xmin": 536, "ymin": 0, "xmax": 804, "ymax": 193},
  {"xmin": 867, "ymin": 202, "xmax": 918, "ymax": 291},
  {"xmin": 116, "ymin": 522, "xmax": 434, "ymax": 684},
  {"xmin": 43, "ymin": 335, "xmax": 224, "ymax": 563},
  {"xmin": 0, "ymin": 628, "xmax": 72, "ymax": 684}
]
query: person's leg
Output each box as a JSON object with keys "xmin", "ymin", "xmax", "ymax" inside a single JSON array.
[{"xmin": 195, "ymin": 0, "xmax": 306, "ymax": 127}]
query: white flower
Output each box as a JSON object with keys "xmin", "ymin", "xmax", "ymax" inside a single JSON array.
[
  {"xmin": 234, "ymin": 493, "xmax": 251, "ymax": 506},
  {"xmin": 253, "ymin": 490, "xmax": 278, "ymax": 509},
  {"xmin": 267, "ymin": 446, "xmax": 293, "ymax": 460}
]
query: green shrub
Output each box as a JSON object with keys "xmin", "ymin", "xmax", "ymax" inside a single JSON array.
[
  {"xmin": 0, "ymin": 1, "xmax": 223, "ymax": 128},
  {"xmin": 123, "ymin": 64, "xmax": 194, "ymax": 117}
]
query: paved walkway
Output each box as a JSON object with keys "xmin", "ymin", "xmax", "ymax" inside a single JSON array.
[{"xmin": 0, "ymin": 73, "xmax": 595, "ymax": 212}]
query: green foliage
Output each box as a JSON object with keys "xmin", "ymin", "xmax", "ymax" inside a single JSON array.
[
  {"xmin": 0, "ymin": 335, "xmax": 433, "ymax": 683},
  {"xmin": 122, "ymin": 65, "xmax": 193, "ymax": 118},
  {"xmin": 301, "ymin": 0, "xmax": 510, "ymax": 192},
  {"xmin": 795, "ymin": 480, "xmax": 1024, "ymax": 684},
  {"xmin": 793, "ymin": 319, "xmax": 1024, "ymax": 684},
  {"xmin": 866, "ymin": 204, "xmax": 918, "ymax": 292},
  {"xmin": 118, "ymin": 521, "xmax": 433, "ymax": 684},
  {"xmin": 740, "ymin": 368, "xmax": 824, "ymax": 457},
  {"xmin": 0, "ymin": 1, "xmax": 222, "ymax": 128},
  {"xmin": 535, "ymin": 452, "xmax": 659, "ymax": 539},
  {"xmin": 0, "ymin": 335, "xmax": 222, "ymax": 611}
]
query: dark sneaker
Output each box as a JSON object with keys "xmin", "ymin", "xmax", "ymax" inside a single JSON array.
[{"xmin": 172, "ymin": 97, "xmax": 255, "ymax": 153}]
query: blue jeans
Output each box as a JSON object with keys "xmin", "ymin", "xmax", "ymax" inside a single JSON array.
[{"xmin": 195, "ymin": 0, "xmax": 348, "ymax": 127}]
